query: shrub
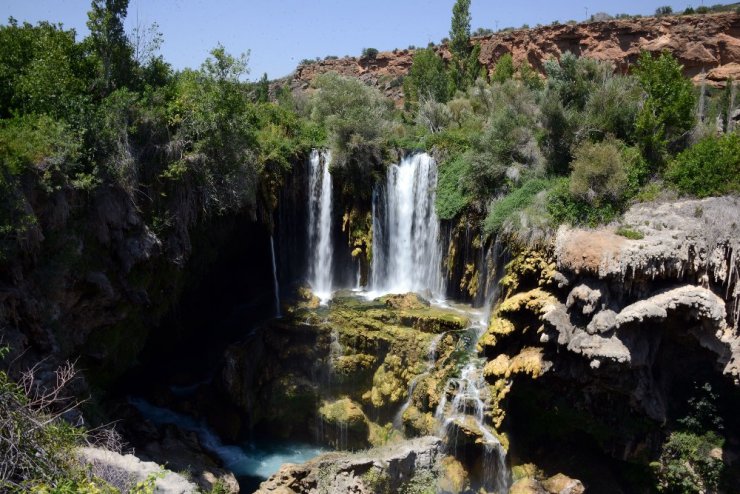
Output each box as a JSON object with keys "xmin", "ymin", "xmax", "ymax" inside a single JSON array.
[
  {"xmin": 655, "ymin": 6, "xmax": 673, "ymax": 16},
  {"xmin": 569, "ymin": 139, "xmax": 628, "ymax": 204},
  {"xmin": 547, "ymin": 177, "xmax": 621, "ymax": 226},
  {"xmin": 616, "ymin": 226, "xmax": 644, "ymax": 240},
  {"xmin": 666, "ymin": 133, "xmax": 740, "ymax": 197},
  {"xmin": 435, "ymin": 155, "xmax": 472, "ymax": 220},
  {"xmin": 361, "ymin": 47, "xmax": 379, "ymax": 60},
  {"xmin": 582, "ymin": 75, "xmax": 641, "ymax": 143},
  {"xmin": 652, "ymin": 431, "xmax": 724, "ymax": 493},
  {"xmin": 484, "ymin": 178, "xmax": 552, "ymax": 235},
  {"xmin": 310, "ymin": 72, "xmax": 392, "ymax": 200}
]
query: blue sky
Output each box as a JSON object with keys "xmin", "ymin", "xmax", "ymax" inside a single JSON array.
[{"xmin": 2, "ymin": 0, "xmax": 713, "ymax": 80}]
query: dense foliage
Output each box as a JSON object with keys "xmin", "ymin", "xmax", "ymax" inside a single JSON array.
[
  {"xmin": 666, "ymin": 133, "xmax": 740, "ymax": 197},
  {"xmin": 0, "ymin": 5, "xmax": 317, "ymax": 264}
]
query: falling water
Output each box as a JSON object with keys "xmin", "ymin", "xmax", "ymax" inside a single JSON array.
[
  {"xmin": 434, "ymin": 238, "xmax": 511, "ymax": 493},
  {"xmin": 308, "ymin": 150, "xmax": 334, "ymax": 302},
  {"xmin": 371, "ymin": 153, "xmax": 444, "ymax": 296},
  {"xmin": 270, "ymin": 235, "xmax": 281, "ymax": 317}
]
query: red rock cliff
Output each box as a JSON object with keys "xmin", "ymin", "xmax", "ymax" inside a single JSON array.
[{"xmin": 288, "ymin": 12, "xmax": 740, "ymax": 103}]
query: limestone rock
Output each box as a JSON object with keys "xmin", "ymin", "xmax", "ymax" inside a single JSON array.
[
  {"xmin": 541, "ymin": 473, "xmax": 585, "ymax": 494},
  {"xmin": 78, "ymin": 447, "xmax": 200, "ymax": 493},
  {"xmin": 255, "ymin": 436, "xmax": 442, "ymax": 494}
]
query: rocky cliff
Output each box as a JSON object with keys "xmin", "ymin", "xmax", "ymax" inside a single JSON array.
[
  {"xmin": 288, "ymin": 12, "xmax": 740, "ymax": 104},
  {"xmin": 476, "ymin": 196, "xmax": 740, "ymax": 487}
]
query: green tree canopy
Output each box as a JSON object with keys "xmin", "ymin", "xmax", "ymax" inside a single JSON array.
[
  {"xmin": 403, "ymin": 48, "xmax": 451, "ymax": 104},
  {"xmin": 633, "ymin": 51, "xmax": 696, "ymax": 164},
  {"xmin": 85, "ymin": 0, "xmax": 134, "ymax": 95}
]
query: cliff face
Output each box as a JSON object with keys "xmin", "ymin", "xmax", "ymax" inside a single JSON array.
[
  {"xmin": 479, "ymin": 196, "xmax": 740, "ymax": 471},
  {"xmin": 289, "ymin": 13, "xmax": 740, "ymax": 103}
]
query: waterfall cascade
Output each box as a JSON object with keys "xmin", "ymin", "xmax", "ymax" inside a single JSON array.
[
  {"xmin": 434, "ymin": 239, "xmax": 511, "ymax": 492},
  {"xmin": 308, "ymin": 150, "xmax": 334, "ymax": 302},
  {"xmin": 269, "ymin": 235, "xmax": 281, "ymax": 317},
  {"xmin": 371, "ymin": 153, "xmax": 444, "ymax": 297}
]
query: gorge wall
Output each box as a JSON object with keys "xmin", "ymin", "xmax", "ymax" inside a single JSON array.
[{"xmin": 288, "ymin": 12, "xmax": 740, "ymax": 104}]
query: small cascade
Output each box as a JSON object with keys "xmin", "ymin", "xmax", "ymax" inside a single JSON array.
[
  {"xmin": 329, "ymin": 329, "xmax": 344, "ymax": 373},
  {"xmin": 434, "ymin": 238, "xmax": 511, "ymax": 493},
  {"xmin": 269, "ymin": 235, "xmax": 281, "ymax": 317},
  {"xmin": 393, "ymin": 332, "xmax": 446, "ymax": 430},
  {"xmin": 371, "ymin": 153, "xmax": 444, "ymax": 296},
  {"xmin": 308, "ymin": 150, "xmax": 334, "ymax": 302}
]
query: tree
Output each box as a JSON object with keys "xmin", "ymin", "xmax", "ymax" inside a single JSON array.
[
  {"xmin": 655, "ymin": 6, "xmax": 673, "ymax": 16},
  {"xmin": 403, "ymin": 48, "xmax": 451, "ymax": 104},
  {"xmin": 633, "ymin": 51, "xmax": 696, "ymax": 165},
  {"xmin": 491, "ymin": 53, "xmax": 514, "ymax": 83},
  {"xmin": 448, "ymin": 0, "xmax": 483, "ymax": 91},
  {"xmin": 449, "ymin": 0, "xmax": 472, "ymax": 61},
  {"xmin": 255, "ymin": 72, "xmax": 269, "ymax": 103},
  {"xmin": 85, "ymin": 0, "xmax": 134, "ymax": 95}
]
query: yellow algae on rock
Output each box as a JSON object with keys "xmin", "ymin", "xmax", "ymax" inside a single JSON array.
[
  {"xmin": 484, "ymin": 354, "xmax": 511, "ymax": 378},
  {"xmin": 437, "ymin": 456, "xmax": 469, "ymax": 493}
]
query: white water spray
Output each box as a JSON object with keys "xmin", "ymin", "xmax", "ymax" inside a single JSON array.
[
  {"xmin": 371, "ymin": 153, "xmax": 444, "ymax": 296},
  {"xmin": 308, "ymin": 150, "xmax": 334, "ymax": 303}
]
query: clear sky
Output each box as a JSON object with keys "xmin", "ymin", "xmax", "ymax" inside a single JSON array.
[{"xmin": 1, "ymin": 0, "xmax": 716, "ymax": 81}]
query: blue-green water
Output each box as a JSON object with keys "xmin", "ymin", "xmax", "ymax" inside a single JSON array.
[{"xmin": 129, "ymin": 398, "xmax": 326, "ymax": 491}]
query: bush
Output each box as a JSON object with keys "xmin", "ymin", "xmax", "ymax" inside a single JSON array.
[
  {"xmin": 0, "ymin": 354, "xmax": 91, "ymax": 491},
  {"xmin": 361, "ymin": 47, "xmax": 379, "ymax": 60},
  {"xmin": 484, "ymin": 178, "xmax": 552, "ymax": 235},
  {"xmin": 655, "ymin": 6, "xmax": 673, "ymax": 16},
  {"xmin": 403, "ymin": 48, "xmax": 451, "ymax": 105},
  {"xmin": 435, "ymin": 155, "xmax": 472, "ymax": 220},
  {"xmin": 547, "ymin": 177, "xmax": 621, "ymax": 226},
  {"xmin": 310, "ymin": 72, "xmax": 392, "ymax": 200},
  {"xmin": 491, "ymin": 53, "xmax": 514, "ymax": 83},
  {"xmin": 652, "ymin": 431, "xmax": 724, "ymax": 493},
  {"xmin": 569, "ymin": 139, "xmax": 628, "ymax": 203},
  {"xmin": 666, "ymin": 133, "xmax": 740, "ymax": 197}
]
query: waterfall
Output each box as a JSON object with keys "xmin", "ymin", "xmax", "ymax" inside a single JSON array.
[
  {"xmin": 371, "ymin": 153, "xmax": 444, "ymax": 296},
  {"xmin": 434, "ymin": 237, "xmax": 511, "ymax": 492},
  {"xmin": 270, "ymin": 235, "xmax": 281, "ymax": 317},
  {"xmin": 308, "ymin": 150, "xmax": 334, "ymax": 302}
]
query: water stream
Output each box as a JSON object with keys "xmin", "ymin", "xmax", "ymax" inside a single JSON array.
[
  {"xmin": 130, "ymin": 398, "xmax": 325, "ymax": 491},
  {"xmin": 434, "ymin": 238, "xmax": 511, "ymax": 493},
  {"xmin": 308, "ymin": 150, "xmax": 334, "ymax": 303},
  {"xmin": 269, "ymin": 235, "xmax": 281, "ymax": 317}
]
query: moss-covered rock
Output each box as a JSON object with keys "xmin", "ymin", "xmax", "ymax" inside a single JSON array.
[
  {"xmin": 318, "ymin": 398, "xmax": 370, "ymax": 449},
  {"xmin": 437, "ymin": 456, "xmax": 470, "ymax": 493},
  {"xmin": 401, "ymin": 405, "xmax": 437, "ymax": 436},
  {"xmin": 379, "ymin": 292, "xmax": 430, "ymax": 310}
]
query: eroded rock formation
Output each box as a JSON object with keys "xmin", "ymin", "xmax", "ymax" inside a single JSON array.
[{"xmin": 287, "ymin": 13, "xmax": 740, "ymax": 105}]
